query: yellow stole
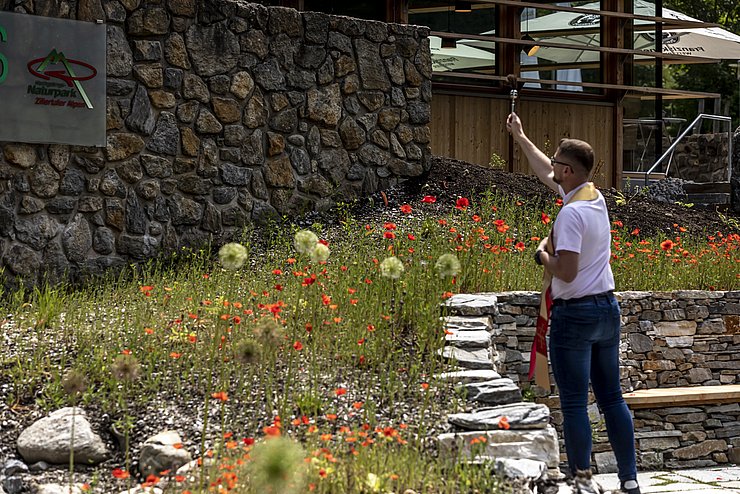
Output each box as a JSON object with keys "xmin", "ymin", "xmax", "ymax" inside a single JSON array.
[{"xmin": 530, "ymin": 182, "xmax": 599, "ymax": 389}]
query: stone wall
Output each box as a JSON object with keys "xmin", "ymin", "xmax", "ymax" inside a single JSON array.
[
  {"xmin": 481, "ymin": 290, "xmax": 740, "ymax": 470},
  {"xmin": 0, "ymin": 1, "xmax": 432, "ymax": 287},
  {"xmin": 671, "ymin": 133, "xmax": 730, "ymax": 183}
]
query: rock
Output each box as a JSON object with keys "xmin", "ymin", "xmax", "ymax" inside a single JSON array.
[
  {"xmin": 463, "ymin": 378, "xmax": 523, "ymax": 405},
  {"xmin": 435, "ymin": 369, "xmax": 501, "ymax": 384},
  {"xmin": 36, "ymin": 484, "xmax": 86, "ymax": 494},
  {"xmin": 186, "ymin": 22, "xmax": 239, "ymax": 76},
  {"xmin": 3, "ymin": 476, "xmax": 22, "ymax": 494},
  {"xmin": 106, "ymin": 25, "xmax": 133, "ymax": 77},
  {"xmin": 147, "ymin": 112, "xmax": 179, "ymax": 155},
  {"xmin": 165, "ymin": 33, "xmax": 190, "ymax": 69},
  {"xmin": 437, "ymin": 425, "xmax": 560, "ymax": 468},
  {"xmin": 444, "ymin": 329, "xmax": 491, "ymax": 349},
  {"xmin": 307, "ymin": 84, "xmax": 341, "ymax": 126},
  {"xmin": 3, "ymin": 459, "xmax": 29, "ymax": 476},
  {"xmin": 138, "ymin": 430, "xmax": 192, "ymax": 477},
  {"xmin": 672, "ymin": 439, "xmax": 727, "ymax": 459},
  {"xmin": 355, "ymin": 38, "xmax": 390, "ymax": 90},
  {"xmin": 439, "ymin": 346, "xmax": 492, "ymax": 370},
  {"xmin": 444, "ymin": 315, "xmax": 493, "ymax": 331},
  {"xmin": 449, "ymin": 403, "xmax": 550, "ymax": 430},
  {"xmin": 125, "ymin": 85, "xmax": 156, "ymax": 135},
  {"xmin": 62, "ymin": 214, "xmax": 92, "ymax": 263},
  {"xmin": 493, "ymin": 458, "xmax": 547, "ymax": 482},
  {"xmin": 3, "ymin": 144, "xmax": 37, "ymax": 168},
  {"xmin": 230, "ymin": 71, "xmax": 254, "ymax": 100},
  {"xmin": 445, "ymin": 293, "xmax": 500, "ymax": 316},
  {"xmin": 16, "ymin": 408, "xmax": 108, "ymax": 465}
]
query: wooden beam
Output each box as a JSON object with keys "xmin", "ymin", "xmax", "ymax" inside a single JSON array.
[
  {"xmin": 468, "ymin": 0, "xmax": 720, "ymax": 29},
  {"xmin": 432, "ymin": 71, "xmax": 721, "ymax": 99},
  {"xmin": 623, "ymin": 385, "xmax": 740, "ymax": 409}
]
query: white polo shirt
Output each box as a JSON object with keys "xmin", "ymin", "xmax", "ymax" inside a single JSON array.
[{"xmin": 551, "ymin": 183, "xmax": 615, "ymax": 300}]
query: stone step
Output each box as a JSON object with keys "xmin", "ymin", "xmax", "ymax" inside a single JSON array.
[
  {"xmin": 442, "ymin": 315, "xmax": 493, "ymax": 331},
  {"xmin": 448, "ymin": 402, "xmax": 551, "ymax": 430},
  {"xmin": 463, "ymin": 378, "xmax": 522, "ymax": 405},
  {"xmin": 435, "ymin": 369, "xmax": 501, "ymax": 384},
  {"xmin": 444, "ymin": 329, "xmax": 492, "ymax": 349},
  {"xmin": 437, "ymin": 425, "xmax": 560, "ymax": 468},
  {"xmin": 444, "ymin": 293, "xmax": 499, "ymax": 316},
  {"xmin": 439, "ymin": 346, "xmax": 493, "ymax": 370}
]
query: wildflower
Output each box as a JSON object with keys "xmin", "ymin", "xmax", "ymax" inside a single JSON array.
[
  {"xmin": 399, "ymin": 204, "xmax": 412, "ymax": 214},
  {"xmin": 111, "ymin": 468, "xmax": 130, "ymax": 480},
  {"xmin": 218, "ymin": 243, "xmax": 248, "ymax": 270},
  {"xmin": 383, "ymin": 231, "xmax": 396, "ymax": 240},
  {"xmin": 498, "ymin": 416, "xmax": 510, "ymax": 430},
  {"xmin": 294, "ymin": 230, "xmax": 319, "ymax": 255},
  {"xmin": 61, "ymin": 369, "xmax": 87, "ymax": 397},
  {"xmin": 248, "ymin": 437, "xmax": 306, "ymax": 494},
  {"xmin": 421, "ymin": 195, "xmax": 436, "ymax": 203},
  {"xmin": 541, "ymin": 213, "xmax": 551, "ymax": 225},
  {"xmin": 335, "ymin": 388, "xmax": 347, "ymax": 396},
  {"xmin": 111, "ymin": 354, "xmax": 140, "ymax": 382},
  {"xmin": 660, "ymin": 239, "xmax": 674, "ymax": 251},
  {"xmin": 211, "ymin": 391, "xmax": 229, "ymax": 402},
  {"xmin": 379, "ymin": 256, "xmax": 404, "ymax": 279},
  {"xmin": 293, "ymin": 341, "xmax": 303, "ymax": 351},
  {"xmin": 455, "ymin": 197, "xmax": 469, "ymax": 209},
  {"xmin": 435, "ymin": 253, "xmax": 461, "ymax": 278},
  {"xmin": 310, "ymin": 243, "xmax": 330, "ymax": 263},
  {"xmin": 514, "ymin": 242, "xmax": 526, "ymax": 252},
  {"xmin": 234, "ymin": 339, "xmax": 261, "ymax": 365}
]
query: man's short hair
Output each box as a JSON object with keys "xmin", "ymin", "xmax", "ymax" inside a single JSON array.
[{"xmin": 558, "ymin": 138, "xmax": 594, "ymax": 172}]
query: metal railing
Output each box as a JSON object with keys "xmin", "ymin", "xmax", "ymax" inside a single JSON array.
[{"xmin": 643, "ymin": 114, "xmax": 733, "ymax": 186}]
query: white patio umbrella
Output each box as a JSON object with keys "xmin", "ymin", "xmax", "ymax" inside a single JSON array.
[
  {"xmin": 522, "ymin": 0, "xmax": 740, "ymax": 63},
  {"xmin": 460, "ymin": 0, "xmax": 740, "ymax": 64},
  {"xmin": 430, "ymin": 35, "xmax": 494, "ymax": 72}
]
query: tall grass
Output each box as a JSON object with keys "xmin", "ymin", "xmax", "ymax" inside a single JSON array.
[{"xmin": 0, "ymin": 191, "xmax": 737, "ymax": 493}]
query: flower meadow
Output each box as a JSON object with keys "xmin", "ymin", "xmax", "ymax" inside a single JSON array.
[{"xmin": 1, "ymin": 191, "xmax": 738, "ymax": 493}]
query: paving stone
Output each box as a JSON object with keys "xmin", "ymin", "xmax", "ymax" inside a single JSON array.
[
  {"xmin": 444, "ymin": 329, "xmax": 491, "ymax": 349},
  {"xmin": 448, "ymin": 402, "xmax": 550, "ymax": 430},
  {"xmin": 439, "ymin": 346, "xmax": 492, "ymax": 370},
  {"xmin": 463, "ymin": 378, "xmax": 522, "ymax": 405}
]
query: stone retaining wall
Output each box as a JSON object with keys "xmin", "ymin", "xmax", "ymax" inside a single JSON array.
[
  {"xmin": 0, "ymin": 1, "xmax": 432, "ymax": 287},
  {"xmin": 671, "ymin": 133, "xmax": 730, "ymax": 183},
  {"xmin": 480, "ymin": 290, "xmax": 740, "ymax": 471}
]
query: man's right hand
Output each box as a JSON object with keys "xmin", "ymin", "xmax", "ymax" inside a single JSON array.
[{"xmin": 506, "ymin": 112, "xmax": 525, "ymax": 142}]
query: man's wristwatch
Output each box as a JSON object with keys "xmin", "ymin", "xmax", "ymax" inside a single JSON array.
[{"xmin": 534, "ymin": 250, "xmax": 544, "ymax": 265}]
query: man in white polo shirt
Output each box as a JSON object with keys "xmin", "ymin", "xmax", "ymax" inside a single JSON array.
[{"xmin": 507, "ymin": 112, "xmax": 640, "ymax": 494}]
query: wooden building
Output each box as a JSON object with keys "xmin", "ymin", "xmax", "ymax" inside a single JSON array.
[{"xmin": 267, "ymin": 0, "xmax": 722, "ymax": 189}]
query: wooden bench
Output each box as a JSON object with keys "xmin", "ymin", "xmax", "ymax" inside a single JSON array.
[{"xmin": 623, "ymin": 384, "xmax": 740, "ymax": 409}]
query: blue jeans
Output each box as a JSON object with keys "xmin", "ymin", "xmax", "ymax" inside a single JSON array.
[{"xmin": 549, "ymin": 294, "xmax": 637, "ymax": 482}]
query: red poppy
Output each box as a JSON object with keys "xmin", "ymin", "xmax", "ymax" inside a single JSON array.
[
  {"xmin": 400, "ymin": 204, "xmax": 412, "ymax": 214},
  {"xmin": 421, "ymin": 195, "xmax": 437, "ymax": 203},
  {"xmin": 541, "ymin": 213, "xmax": 551, "ymax": 225},
  {"xmin": 384, "ymin": 222, "xmax": 397, "ymax": 230},
  {"xmin": 407, "ymin": 234, "xmax": 416, "ymax": 241},
  {"xmin": 515, "ymin": 242, "xmax": 526, "ymax": 252},
  {"xmin": 660, "ymin": 239, "xmax": 674, "ymax": 251},
  {"xmin": 112, "ymin": 468, "xmax": 130, "ymax": 480},
  {"xmin": 335, "ymin": 388, "xmax": 347, "ymax": 396},
  {"xmin": 293, "ymin": 341, "xmax": 303, "ymax": 351},
  {"xmin": 498, "ymin": 416, "xmax": 510, "ymax": 430},
  {"xmin": 384, "ymin": 231, "xmax": 396, "ymax": 240},
  {"xmin": 455, "ymin": 197, "xmax": 469, "ymax": 209},
  {"xmin": 211, "ymin": 391, "xmax": 229, "ymax": 402}
]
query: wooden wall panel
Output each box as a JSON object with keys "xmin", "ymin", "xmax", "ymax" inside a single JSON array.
[{"xmin": 431, "ymin": 94, "xmax": 616, "ymax": 188}]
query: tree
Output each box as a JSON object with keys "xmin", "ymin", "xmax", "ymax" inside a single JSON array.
[{"xmin": 663, "ymin": 0, "xmax": 740, "ymax": 130}]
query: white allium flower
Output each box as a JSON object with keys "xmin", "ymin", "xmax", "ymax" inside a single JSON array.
[
  {"xmin": 435, "ymin": 253, "xmax": 461, "ymax": 278},
  {"xmin": 310, "ymin": 243, "xmax": 330, "ymax": 263},
  {"xmin": 218, "ymin": 242, "xmax": 248, "ymax": 270},
  {"xmin": 294, "ymin": 230, "xmax": 319, "ymax": 255},
  {"xmin": 380, "ymin": 256, "xmax": 405, "ymax": 279}
]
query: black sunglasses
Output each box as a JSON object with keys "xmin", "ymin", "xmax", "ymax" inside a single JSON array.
[{"xmin": 550, "ymin": 157, "xmax": 575, "ymax": 170}]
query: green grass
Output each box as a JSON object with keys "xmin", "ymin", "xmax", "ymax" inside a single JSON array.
[{"xmin": 0, "ymin": 191, "xmax": 737, "ymax": 493}]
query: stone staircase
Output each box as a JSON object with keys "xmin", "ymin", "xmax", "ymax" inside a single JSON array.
[{"xmin": 434, "ymin": 294, "xmax": 564, "ymax": 486}]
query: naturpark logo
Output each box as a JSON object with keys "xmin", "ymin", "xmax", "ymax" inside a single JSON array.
[{"xmin": 27, "ymin": 49, "xmax": 97, "ymax": 109}]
